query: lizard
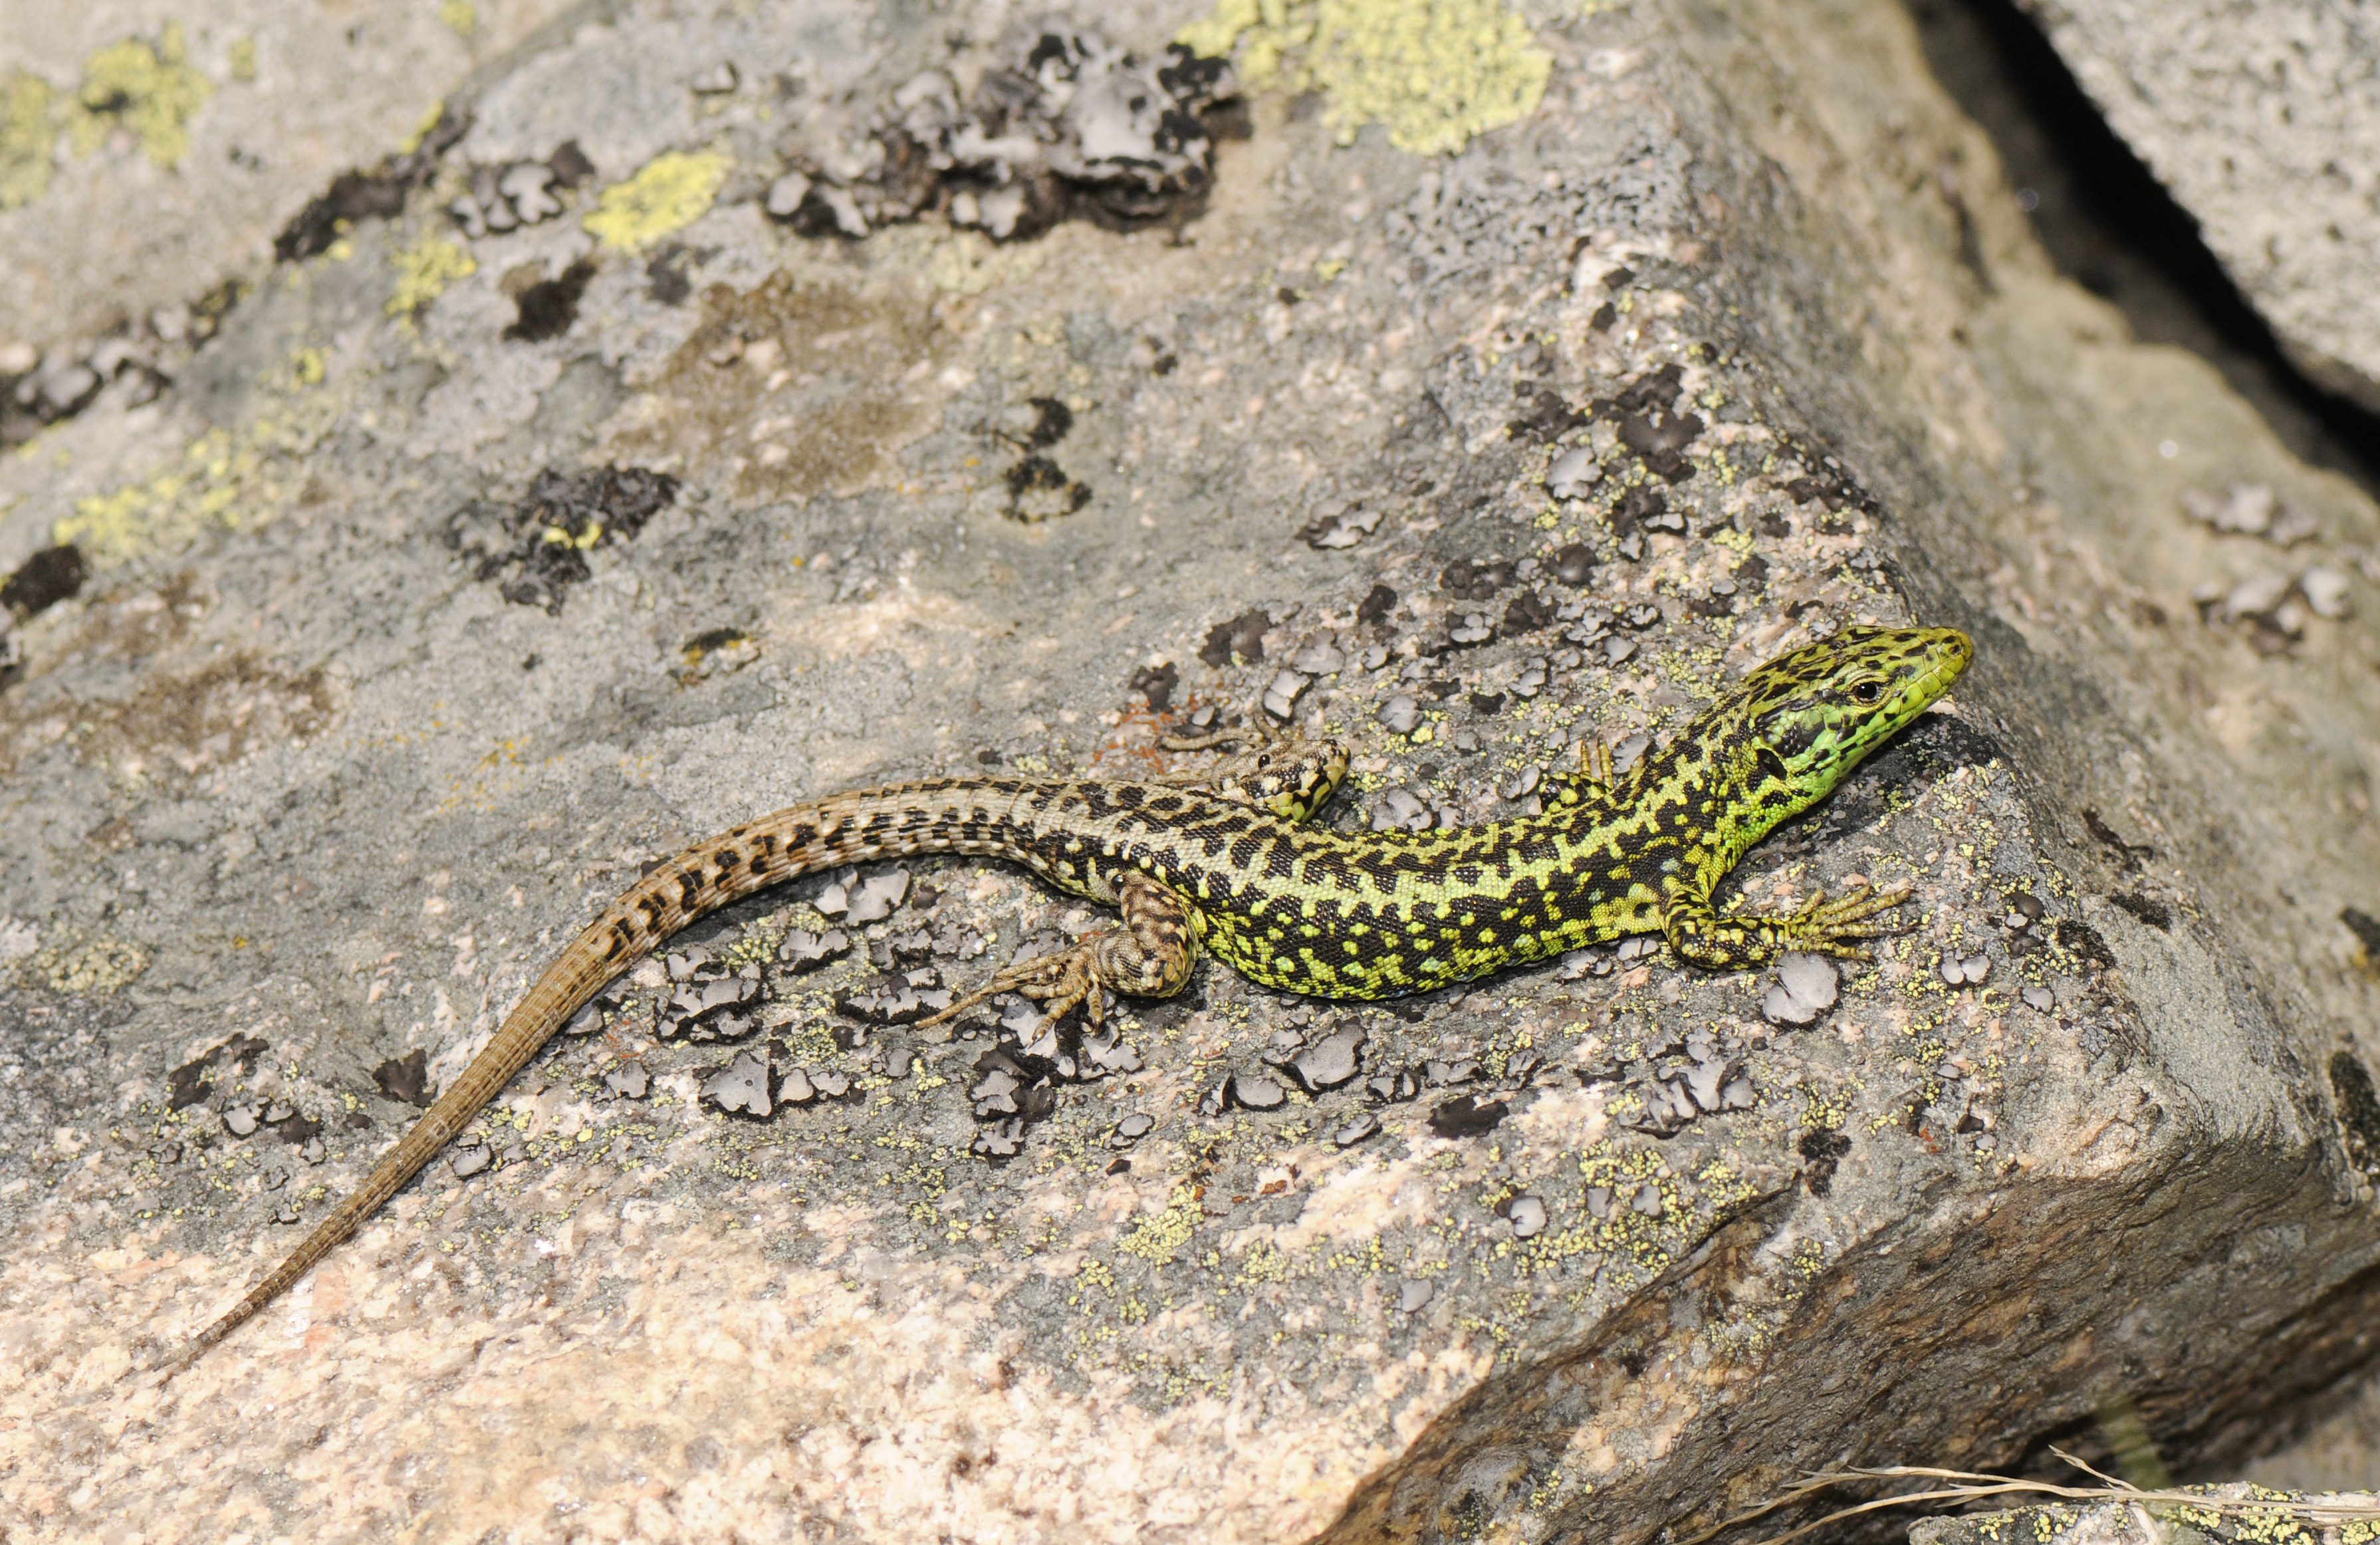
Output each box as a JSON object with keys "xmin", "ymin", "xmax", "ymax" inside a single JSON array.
[{"xmin": 168, "ymin": 622, "xmax": 1970, "ymax": 1373}]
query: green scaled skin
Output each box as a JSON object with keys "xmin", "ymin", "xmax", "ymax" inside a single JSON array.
[
  {"xmin": 176, "ymin": 623, "xmax": 1969, "ymax": 1371},
  {"xmin": 1183, "ymin": 622, "xmax": 1974, "ymax": 988}
]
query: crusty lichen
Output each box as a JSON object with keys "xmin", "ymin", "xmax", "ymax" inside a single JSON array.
[
  {"xmin": 582, "ymin": 148, "xmax": 732, "ymax": 253},
  {"xmin": 0, "ymin": 73, "xmax": 57, "ymax": 209},
  {"xmin": 26, "ymin": 932, "xmax": 149, "ymax": 995},
  {"xmin": 1179, "ymin": 0, "xmax": 1552, "ymax": 155},
  {"xmin": 386, "ymin": 233, "xmax": 476, "ymax": 317},
  {"xmin": 72, "ymin": 24, "xmax": 214, "ymax": 167}
]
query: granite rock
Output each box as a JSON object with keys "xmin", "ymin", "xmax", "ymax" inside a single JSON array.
[
  {"xmin": 0, "ymin": 1, "xmax": 2377, "ymax": 1542},
  {"xmin": 2016, "ymin": 0, "xmax": 2380, "ymax": 412}
]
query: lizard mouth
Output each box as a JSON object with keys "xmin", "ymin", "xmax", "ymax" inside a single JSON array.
[{"xmin": 1912, "ymin": 628, "xmax": 1974, "ymax": 706}]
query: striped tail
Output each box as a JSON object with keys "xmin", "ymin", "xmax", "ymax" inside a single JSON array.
[{"xmin": 172, "ymin": 782, "xmax": 1040, "ymax": 1372}]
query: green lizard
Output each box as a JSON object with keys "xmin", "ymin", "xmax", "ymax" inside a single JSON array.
[{"xmin": 172, "ymin": 622, "xmax": 1970, "ymax": 1370}]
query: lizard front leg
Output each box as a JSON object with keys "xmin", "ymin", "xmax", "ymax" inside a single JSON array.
[
  {"xmin": 919, "ymin": 869, "xmax": 1199, "ymax": 1031},
  {"xmin": 1663, "ymin": 880, "xmax": 1913, "ymax": 970}
]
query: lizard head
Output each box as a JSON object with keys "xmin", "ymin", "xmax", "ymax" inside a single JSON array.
[
  {"xmin": 1207, "ymin": 737, "xmax": 1354, "ymax": 822},
  {"xmin": 1740, "ymin": 624, "xmax": 1972, "ymax": 802}
]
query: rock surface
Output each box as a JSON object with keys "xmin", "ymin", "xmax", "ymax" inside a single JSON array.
[
  {"xmin": 2015, "ymin": 0, "xmax": 2380, "ymax": 412},
  {"xmin": 0, "ymin": 1, "xmax": 2377, "ymax": 1542},
  {"xmin": 1910, "ymin": 1485, "xmax": 2380, "ymax": 1545}
]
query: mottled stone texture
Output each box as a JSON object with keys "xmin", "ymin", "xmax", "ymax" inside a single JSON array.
[
  {"xmin": 2015, "ymin": 0, "xmax": 2380, "ymax": 413},
  {"xmin": 0, "ymin": 1, "xmax": 2376, "ymax": 1542}
]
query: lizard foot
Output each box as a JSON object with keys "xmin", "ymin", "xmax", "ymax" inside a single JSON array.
[
  {"xmin": 917, "ymin": 871, "xmax": 1199, "ymax": 1035},
  {"xmin": 1767, "ymin": 883, "xmax": 1915, "ymax": 960},
  {"xmin": 1668, "ymin": 883, "xmax": 1915, "ymax": 969},
  {"xmin": 917, "ymin": 935, "xmax": 1110, "ymax": 1034}
]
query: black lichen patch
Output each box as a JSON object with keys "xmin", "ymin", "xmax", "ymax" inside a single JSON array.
[
  {"xmin": 1005, "ymin": 454, "xmax": 1091, "ymax": 521},
  {"xmin": 1, "ymin": 545, "xmax": 84, "ymax": 618},
  {"xmin": 1129, "ymin": 661, "xmax": 1179, "ymax": 711},
  {"xmin": 445, "ymin": 465, "xmax": 679, "ymax": 614},
  {"xmin": 2058, "ymin": 917, "xmax": 2117, "ymax": 972},
  {"xmin": 2331, "ymin": 1051, "xmax": 2380, "ymax": 1177},
  {"xmin": 993, "ymin": 396, "xmax": 1090, "ymax": 521},
  {"xmin": 1018, "ymin": 396, "xmax": 1072, "ymax": 447},
  {"xmin": 505, "ymin": 258, "xmax": 598, "ymax": 342},
  {"xmin": 2339, "ymin": 907, "xmax": 2380, "ymax": 969},
  {"xmin": 1608, "ymin": 484, "xmax": 1675, "ymax": 536},
  {"xmin": 374, "ymin": 1048, "xmax": 435, "ymax": 1109},
  {"xmin": 166, "ymin": 1032, "xmax": 268, "ymax": 1110},
  {"xmin": 766, "ymin": 27, "xmax": 1239, "ymax": 244},
  {"xmin": 645, "ymin": 244, "xmax": 696, "ymax": 306},
  {"xmin": 1799, "ymin": 1128, "xmax": 1852, "ymax": 1196},
  {"xmin": 275, "ymin": 106, "xmax": 468, "ymax": 263},
  {"xmin": 1507, "ymin": 390, "xmax": 1586, "ymax": 445},
  {"xmin": 1428, "ymin": 1094, "xmax": 1508, "ymax": 1137},
  {"xmin": 1584, "ymin": 364, "xmax": 1704, "ymax": 483},
  {"xmin": 2108, "ymin": 892, "xmax": 2173, "ymax": 931},
  {"xmin": 1199, "ymin": 608, "xmax": 1271, "ymax": 667}
]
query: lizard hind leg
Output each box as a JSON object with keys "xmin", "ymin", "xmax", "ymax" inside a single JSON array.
[{"xmin": 917, "ymin": 870, "xmax": 1200, "ymax": 1033}]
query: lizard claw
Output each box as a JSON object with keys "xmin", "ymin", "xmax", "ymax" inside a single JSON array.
[
  {"xmin": 916, "ymin": 935, "xmax": 1107, "ymax": 1034},
  {"xmin": 1780, "ymin": 884, "xmax": 1916, "ymax": 957}
]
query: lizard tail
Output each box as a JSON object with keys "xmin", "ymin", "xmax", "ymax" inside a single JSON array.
[{"xmin": 178, "ymin": 783, "xmax": 1011, "ymax": 1369}]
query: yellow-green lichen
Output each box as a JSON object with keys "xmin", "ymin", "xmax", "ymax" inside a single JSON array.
[
  {"xmin": 1180, "ymin": 0, "xmax": 1552, "ymax": 155},
  {"xmin": 386, "ymin": 234, "xmax": 476, "ymax": 316},
  {"xmin": 1119, "ymin": 1185, "xmax": 1201, "ymax": 1265},
  {"xmin": 228, "ymin": 38, "xmax": 258, "ymax": 82},
  {"xmin": 0, "ymin": 73, "xmax": 57, "ymax": 209},
  {"xmin": 26, "ymin": 933, "xmax": 149, "ymax": 995},
  {"xmin": 72, "ymin": 24, "xmax": 213, "ymax": 166},
  {"xmin": 399, "ymin": 98, "xmax": 447, "ymax": 155},
  {"xmin": 55, "ymin": 393, "xmax": 336, "ymax": 561},
  {"xmin": 439, "ymin": 0, "xmax": 479, "ymax": 37},
  {"xmin": 582, "ymin": 148, "xmax": 732, "ymax": 252}
]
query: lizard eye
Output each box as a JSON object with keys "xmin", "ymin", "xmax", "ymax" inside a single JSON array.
[{"xmin": 1851, "ymin": 680, "xmax": 1883, "ymax": 705}]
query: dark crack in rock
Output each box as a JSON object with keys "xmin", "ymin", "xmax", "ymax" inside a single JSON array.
[{"xmin": 275, "ymin": 104, "xmax": 469, "ymax": 262}]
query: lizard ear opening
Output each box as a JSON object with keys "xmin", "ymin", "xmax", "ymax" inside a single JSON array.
[{"xmin": 1755, "ymin": 745, "xmax": 1794, "ymax": 786}]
